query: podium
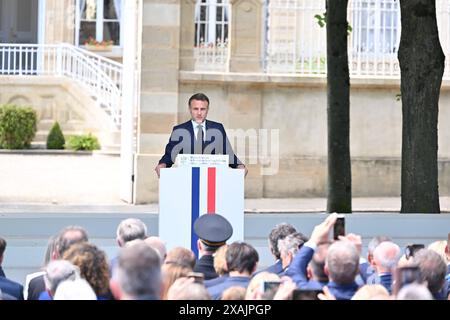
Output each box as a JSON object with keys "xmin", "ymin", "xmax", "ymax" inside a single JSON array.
[{"xmin": 159, "ymin": 155, "xmax": 244, "ymax": 256}]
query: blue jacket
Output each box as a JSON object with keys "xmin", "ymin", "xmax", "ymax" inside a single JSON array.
[
  {"xmin": 327, "ymin": 281, "xmax": 359, "ymax": 300},
  {"xmin": 255, "ymin": 260, "xmax": 284, "ymax": 276},
  {"xmin": 207, "ymin": 276, "xmax": 250, "ymax": 300},
  {"xmin": 0, "ymin": 276, "xmax": 24, "ymax": 300},
  {"xmin": 159, "ymin": 120, "xmax": 242, "ymax": 168}
]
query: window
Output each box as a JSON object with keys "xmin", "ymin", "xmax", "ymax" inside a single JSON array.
[
  {"xmin": 351, "ymin": 0, "xmax": 400, "ymax": 55},
  {"xmin": 76, "ymin": 0, "xmax": 122, "ymax": 46},
  {"xmin": 194, "ymin": 0, "xmax": 229, "ymax": 48}
]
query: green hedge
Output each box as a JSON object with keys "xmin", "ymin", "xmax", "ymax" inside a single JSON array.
[
  {"xmin": 0, "ymin": 105, "xmax": 37, "ymax": 149},
  {"xmin": 66, "ymin": 133, "xmax": 101, "ymax": 151},
  {"xmin": 46, "ymin": 122, "xmax": 65, "ymax": 150}
]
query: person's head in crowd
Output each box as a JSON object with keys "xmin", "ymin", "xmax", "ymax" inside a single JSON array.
[
  {"xmin": 268, "ymin": 223, "xmax": 297, "ymax": 260},
  {"xmin": 165, "ymin": 247, "xmax": 196, "ymax": 269},
  {"xmin": 245, "ymin": 272, "xmax": 280, "ymax": 300},
  {"xmin": 116, "ymin": 218, "xmax": 147, "ymax": 247},
  {"xmin": 307, "ymin": 242, "xmax": 330, "ymax": 283},
  {"xmin": 414, "ymin": 249, "xmax": 447, "ymax": 297},
  {"xmin": 62, "ymin": 242, "xmax": 110, "ymax": 298},
  {"xmin": 396, "ymin": 283, "xmax": 433, "ymax": 300},
  {"xmin": 161, "ymin": 262, "xmax": 193, "ymax": 300},
  {"xmin": 427, "ymin": 240, "xmax": 448, "ymax": 264},
  {"xmin": 145, "ymin": 236, "xmax": 167, "ymax": 263},
  {"xmin": 110, "ymin": 241, "xmax": 162, "ymax": 300},
  {"xmin": 54, "ymin": 226, "xmax": 88, "ymax": 259},
  {"xmin": 53, "ymin": 278, "xmax": 97, "ymax": 300},
  {"xmin": 222, "ymin": 286, "xmax": 246, "ymax": 300},
  {"xmin": 325, "ymin": 241, "xmax": 360, "ymax": 285},
  {"xmin": 351, "ymin": 284, "xmax": 390, "ymax": 300},
  {"xmin": 44, "ymin": 260, "xmax": 80, "ymax": 298},
  {"xmin": 278, "ymin": 232, "xmax": 306, "ymax": 270},
  {"xmin": 367, "ymin": 235, "xmax": 391, "ymax": 266},
  {"xmin": 372, "ymin": 241, "xmax": 401, "ymax": 274},
  {"xmin": 213, "ymin": 244, "xmax": 228, "ymax": 276},
  {"xmin": 446, "ymin": 233, "xmax": 450, "ymax": 263},
  {"xmin": 0, "ymin": 237, "xmax": 6, "ymax": 267},
  {"xmin": 166, "ymin": 277, "xmax": 211, "ymax": 300},
  {"xmin": 194, "ymin": 214, "xmax": 233, "ymax": 255},
  {"xmin": 42, "ymin": 236, "xmax": 57, "ymax": 267},
  {"xmin": 226, "ymin": 242, "xmax": 259, "ymax": 277}
]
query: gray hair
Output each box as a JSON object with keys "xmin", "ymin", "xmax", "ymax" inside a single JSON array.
[
  {"xmin": 278, "ymin": 233, "xmax": 304, "ymax": 258},
  {"xmin": 44, "ymin": 260, "xmax": 79, "ymax": 294},
  {"xmin": 268, "ymin": 223, "xmax": 297, "ymax": 259},
  {"xmin": 367, "ymin": 235, "xmax": 392, "ymax": 255},
  {"xmin": 114, "ymin": 241, "xmax": 161, "ymax": 299},
  {"xmin": 116, "ymin": 218, "xmax": 147, "ymax": 245},
  {"xmin": 414, "ymin": 249, "xmax": 447, "ymax": 294},
  {"xmin": 396, "ymin": 283, "xmax": 433, "ymax": 300},
  {"xmin": 326, "ymin": 241, "xmax": 360, "ymax": 285},
  {"xmin": 373, "ymin": 241, "xmax": 401, "ymax": 271}
]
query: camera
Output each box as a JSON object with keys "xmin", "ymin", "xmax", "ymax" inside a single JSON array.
[
  {"xmin": 292, "ymin": 289, "xmax": 323, "ymax": 300},
  {"xmin": 261, "ymin": 280, "xmax": 281, "ymax": 293},
  {"xmin": 333, "ymin": 215, "xmax": 346, "ymax": 240},
  {"xmin": 393, "ymin": 266, "xmax": 422, "ymax": 295},
  {"xmin": 187, "ymin": 272, "xmax": 205, "ymax": 284},
  {"xmin": 404, "ymin": 244, "xmax": 425, "ymax": 259}
]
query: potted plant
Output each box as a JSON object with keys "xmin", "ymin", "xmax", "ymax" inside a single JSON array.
[{"xmin": 84, "ymin": 36, "xmax": 114, "ymax": 52}]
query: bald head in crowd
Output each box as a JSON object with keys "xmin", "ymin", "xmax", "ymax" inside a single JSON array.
[{"xmin": 373, "ymin": 241, "xmax": 401, "ymax": 273}]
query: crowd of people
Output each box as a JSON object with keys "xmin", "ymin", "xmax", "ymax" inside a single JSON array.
[{"xmin": 0, "ymin": 213, "xmax": 449, "ymax": 300}]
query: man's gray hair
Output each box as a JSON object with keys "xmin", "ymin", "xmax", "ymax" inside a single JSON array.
[
  {"xmin": 373, "ymin": 241, "xmax": 401, "ymax": 270},
  {"xmin": 414, "ymin": 249, "xmax": 447, "ymax": 294},
  {"xmin": 55, "ymin": 225, "xmax": 89, "ymax": 257},
  {"xmin": 367, "ymin": 235, "xmax": 391, "ymax": 255},
  {"xmin": 114, "ymin": 241, "xmax": 161, "ymax": 299},
  {"xmin": 278, "ymin": 233, "xmax": 304, "ymax": 258},
  {"xmin": 116, "ymin": 218, "xmax": 147, "ymax": 245},
  {"xmin": 326, "ymin": 241, "xmax": 360, "ymax": 285},
  {"xmin": 44, "ymin": 260, "xmax": 79, "ymax": 294}
]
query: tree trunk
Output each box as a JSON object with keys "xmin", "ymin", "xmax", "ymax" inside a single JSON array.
[
  {"xmin": 398, "ymin": 0, "xmax": 444, "ymax": 213},
  {"xmin": 326, "ymin": 0, "xmax": 351, "ymax": 213}
]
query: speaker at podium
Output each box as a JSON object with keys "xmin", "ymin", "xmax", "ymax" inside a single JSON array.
[{"xmin": 159, "ymin": 154, "xmax": 244, "ymax": 256}]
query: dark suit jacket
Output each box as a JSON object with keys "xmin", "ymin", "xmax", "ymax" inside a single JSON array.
[
  {"xmin": 193, "ymin": 255, "xmax": 218, "ymax": 280},
  {"xmin": 0, "ymin": 276, "xmax": 24, "ymax": 300},
  {"xmin": 0, "ymin": 266, "xmax": 5, "ymax": 278},
  {"xmin": 159, "ymin": 120, "xmax": 242, "ymax": 168},
  {"xmin": 27, "ymin": 274, "xmax": 46, "ymax": 300},
  {"xmin": 255, "ymin": 260, "xmax": 284, "ymax": 276},
  {"xmin": 207, "ymin": 276, "xmax": 250, "ymax": 300}
]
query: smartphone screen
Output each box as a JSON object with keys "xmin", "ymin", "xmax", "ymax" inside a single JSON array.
[
  {"xmin": 187, "ymin": 272, "xmax": 205, "ymax": 284},
  {"xmin": 292, "ymin": 289, "xmax": 323, "ymax": 300},
  {"xmin": 333, "ymin": 216, "xmax": 345, "ymax": 240},
  {"xmin": 405, "ymin": 244, "xmax": 425, "ymax": 259},
  {"xmin": 393, "ymin": 266, "xmax": 422, "ymax": 295},
  {"xmin": 261, "ymin": 281, "xmax": 281, "ymax": 293}
]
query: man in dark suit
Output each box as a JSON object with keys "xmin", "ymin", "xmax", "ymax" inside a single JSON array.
[
  {"xmin": 155, "ymin": 93, "xmax": 247, "ymax": 177},
  {"xmin": 192, "ymin": 213, "xmax": 233, "ymax": 280},
  {"xmin": 0, "ymin": 237, "xmax": 24, "ymax": 300}
]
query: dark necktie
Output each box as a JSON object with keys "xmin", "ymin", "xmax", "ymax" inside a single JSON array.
[{"xmin": 194, "ymin": 124, "xmax": 203, "ymax": 154}]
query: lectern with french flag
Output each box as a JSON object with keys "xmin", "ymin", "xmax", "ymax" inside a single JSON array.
[{"xmin": 159, "ymin": 155, "xmax": 244, "ymax": 257}]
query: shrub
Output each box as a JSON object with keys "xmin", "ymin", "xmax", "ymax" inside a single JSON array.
[
  {"xmin": 66, "ymin": 133, "xmax": 101, "ymax": 151},
  {"xmin": 0, "ymin": 105, "xmax": 37, "ymax": 149},
  {"xmin": 46, "ymin": 122, "xmax": 65, "ymax": 149}
]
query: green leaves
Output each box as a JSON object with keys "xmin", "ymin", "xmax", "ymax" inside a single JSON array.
[
  {"xmin": 0, "ymin": 105, "xmax": 37, "ymax": 149},
  {"xmin": 46, "ymin": 122, "xmax": 65, "ymax": 150},
  {"xmin": 314, "ymin": 11, "xmax": 352, "ymax": 35},
  {"xmin": 66, "ymin": 133, "xmax": 101, "ymax": 151}
]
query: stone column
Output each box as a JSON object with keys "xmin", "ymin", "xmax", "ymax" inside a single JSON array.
[
  {"xmin": 45, "ymin": 0, "xmax": 75, "ymax": 44},
  {"xmin": 134, "ymin": 0, "xmax": 181, "ymax": 203},
  {"xmin": 229, "ymin": 0, "xmax": 264, "ymax": 73},
  {"xmin": 179, "ymin": 0, "xmax": 196, "ymax": 70}
]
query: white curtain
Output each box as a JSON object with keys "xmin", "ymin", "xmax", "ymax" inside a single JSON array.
[{"xmin": 113, "ymin": 0, "xmax": 122, "ymax": 21}]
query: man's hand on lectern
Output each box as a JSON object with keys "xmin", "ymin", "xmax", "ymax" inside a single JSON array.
[
  {"xmin": 155, "ymin": 163, "xmax": 167, "ymax": 178},
  {"xmin": 237, "ymin": 164, "xmax": 248, "ymax": 178}
]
